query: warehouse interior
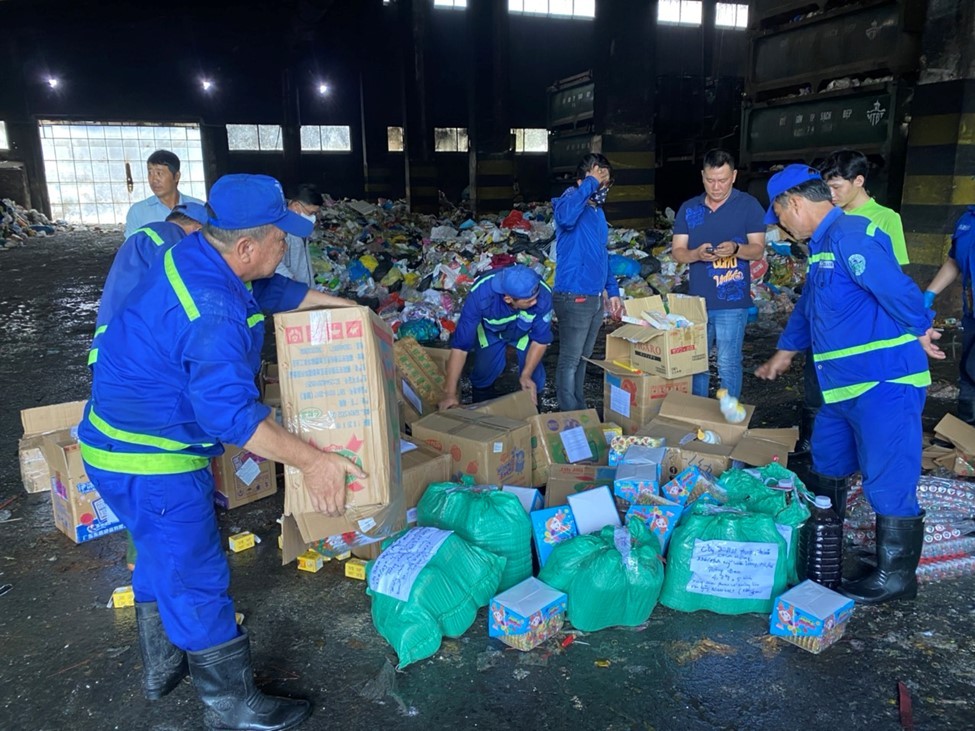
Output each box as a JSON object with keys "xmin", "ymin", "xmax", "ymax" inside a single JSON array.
[{"xmin": 2, "ymin": 0, "xmax": 975, "ymax": 729}]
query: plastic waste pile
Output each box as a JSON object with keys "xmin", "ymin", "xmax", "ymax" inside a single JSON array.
[{"xmin": 1, "ymin": 198, "xmax": 63, "ymax": 248}]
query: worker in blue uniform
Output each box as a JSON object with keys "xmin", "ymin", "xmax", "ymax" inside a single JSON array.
[
  {"xmin": 755, "ymin": 164, "xmax": 945, "ymax": 605},
  {"xmin": 438, "ymin": 265, "xmax": 553, "ymax": 408},
  {"xmin": 79, "ymin": 174, "xmax": 357, "ymax": 731}
]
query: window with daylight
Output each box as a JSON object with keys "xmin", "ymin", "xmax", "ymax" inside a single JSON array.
[
  {"xmin": 387, "ymin": 126, "xmax": 404, "ymax": 152},
  {"xmin": 300, "ymin": 125, "xmax": 352, "ymax": 152},
  {"xmin": 226, "ymin": 124, "xmax": 283, "ymax": 152},
  {"xmin": 433, "ymin": 0, "xmax": 466, "ymax": 8},
  {"xmin": 715, "ymin": 3, "xmax": 748, "ymax": 29},
  {"xmin": 658, "ymin": 0, "xmax": 702, "ymax": 26},
  {"xmin": 434, "ymin": 127, "xmax": 468, "ymax": 152},
  {"xmin": 0, "ymin": 122, "xmax": 8, "ymax": 150},
  {"xmin": 508, "ymin": 0, "xmax": 595, "ymax": 19},
  {"xmin": 512, "ymin": 128, "xmax": 548, "ymax": 153}
]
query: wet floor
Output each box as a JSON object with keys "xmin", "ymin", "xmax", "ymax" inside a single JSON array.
[{"xmin": 0, "ymin": 231, "xmax": 973, "ymax": 731}]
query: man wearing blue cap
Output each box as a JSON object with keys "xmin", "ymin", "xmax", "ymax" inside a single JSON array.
[
  {"xmin": 755, "ymin": 164, "xmax": 944, "ymax": 605},
  {"xmin": 439, "ymin": 265, "xmax": 553, "ymax": 408},
  {"xmin": 79, "ymin": 174, "xmax": 356, "ymax": 731}
]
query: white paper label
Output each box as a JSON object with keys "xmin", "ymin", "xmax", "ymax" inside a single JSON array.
[
  {"xmin": 358, "ymin": 517, "xmax": 377, "ymax": 533},
  {"xmin": 401, "ymin": 440, "xmax": 418, "ymax": 454},
  {"xmin": 775, "ymin": 524, "xmax": 793, "ymax": 555},
  {"xmin": 560, "ymin": 426, "xmax": 593, "ymax": 464},
  {"xmin": 402, "ymin": 379, "xmax": 423, "ymax": 414},
  {"xmin": 308, "ymin": 311, "xmax": 332, "ymax": 345},
  {"xmin": 686, "ymin": 539, "xmax": 779, "ymax": 600},
  {"xmin": 493, "ymin": 442, "xmax": 503, "ymax": 453},
  {"xmin": 235, "ymin": 458, "xmax": 261, "ymax": 487},
  {"xmin": 368, "ymin": 527, "xmax": 453, "ymax": 601},
  {"xmin": 610, "ymin": 384, "xmax": 631, "ymax": 418},
  {"xmin": 406, "ymin": 507, "xmax": 418, "ymax": 525}
]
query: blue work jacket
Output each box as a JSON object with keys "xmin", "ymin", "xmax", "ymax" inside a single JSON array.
[
  {"xmin": 450, "ymin": 270, "xmax": 554, "ymax": 353},
  {"xmin": 552, "ymin": 177, "xmax": 620, "ymax": 297}
]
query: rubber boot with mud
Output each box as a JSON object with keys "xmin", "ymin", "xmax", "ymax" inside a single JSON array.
[{"xmin": 840, "ymin": 511, "xmax": 925, "ymax": 604}]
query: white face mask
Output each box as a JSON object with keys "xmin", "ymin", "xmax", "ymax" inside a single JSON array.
[{"xmin": 299, "ymin": 212, "xmax": 316, "ymax": 223}]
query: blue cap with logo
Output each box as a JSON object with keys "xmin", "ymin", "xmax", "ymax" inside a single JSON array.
[
  {"xmin": 491, "ymin": 265, "xmax": 541, "ymax": 300},
  {"xmin": 763, "ymin": 164, "xmax": 823, "ymax": 225},
  {"xmin": 171, "ymin": 202, "xmax": 210, "ymax": 225},
  {"xmin": 206, "ymin": 174, "xmax": 313, "ymax": 237}
]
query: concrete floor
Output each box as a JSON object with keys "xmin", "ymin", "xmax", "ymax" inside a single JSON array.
[{"xmin": 1, "ymin": 231, "xmax": 973, "ymax": 731}]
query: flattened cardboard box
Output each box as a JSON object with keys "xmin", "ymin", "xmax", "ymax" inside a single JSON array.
[
  {"xmin": 19, "ymin": 400, "xmax": 87, "ymax": 493},
  {"xmin": 586, "ymin": 362, "xmax": 691, "ymax": 434},
  {"xmin": 211, "ymin": 445, "xmax": 277, "ymax": 510},
  {"xmin": 606, "ymin": 294, "xmax": 708, "ymax": 379},
  {"xmin": 527, "ymin": 409, "xmax": 608, "ymax": 487},
  {"xmin": 40, "ymin": 429, "xmax": 125, "ymax": 543},
  {"xmin": 411, "ymin": 409, "xmax": 532, "ymax": 486},
  {"xmin": 636, "ymin": 392, "xmax": 797, "ymax": 477},
  {"xmin": 275, "ymin": 305, "xmax": 404, "ymax": 546}
]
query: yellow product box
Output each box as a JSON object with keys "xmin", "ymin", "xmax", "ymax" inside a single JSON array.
[
  {"xmin": 277, "ymin": 534, "xmax": 283, "ymax": 550},
  {"xmin": 345, "ymin": 558, "xmax": 368, "ymax": 580},
  {"xmin": 228, "ymin": 531, "xmax": 256, "ymax": 553},
  {"xmin": 334, "ymin": 551, "xmax": 351, "ymax": 561},
  {"xmin": 297, "ymin": 550, "xmax": 325, "ymax": 573},
  {"xmin": 111, "ymin": 585, "xmax": 135, "ymax": 608},
  {"xmin": 602, "ymin": 422, "xmax": 624, "ymax": 444}
]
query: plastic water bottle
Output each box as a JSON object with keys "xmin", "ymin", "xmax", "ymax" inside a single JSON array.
[
  {"xmin": 716, "ymin": 388, "xmax": 746, "ymax": 424},
  {"xmin": 697, "ymin": 428, "xmax": 721, "ymax": 445},
  {"xmin": 798, "ymin": 495, "xmax": 843, "ymax": 589}
]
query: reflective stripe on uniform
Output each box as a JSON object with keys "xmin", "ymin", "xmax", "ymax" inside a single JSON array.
[
  {"xmin": 135, "ymin": 227, "xmax": 165, "ymax": 246},
  {"xmin": 164, "ymin": 248, "xmax": 200, "ymax": 321},
  {"xmin": 813, "ymin": 333, "xmax": 916, "ymax": 363},
  {"xmin": 247, "ymin": 313, "xmax": 265, "ymax": 328},
  {"xmin": 469, "ymin": 273, "xmax": 495, "ymax": 293},
  {"xmin": 889, "ymin": 371, "xmax": 932, "ymax": 388},
  {"xmin": 476, "ymin": 323, "xmax": 489, "ymax": 349},
  {"xmin": 821, "ymin": 371, "xmax": 930, "ymax": 404},
  {"xmin": 87, "ymin": 349, "xmax": 99, "ymax": 365},
  {"xmin": 808, "ymin": 252, "xmax": 835, "ymax": 264},
  {"xmin": 516, "ymin": 334, "xmax": 530, "ymax": 351},
  {"xmin": 88, "ymin": 408, "xmax": 213, "ymax": 451},
  {"xmin": 79, "ymin": 441, "xmax": 209, "ymax": 475}
]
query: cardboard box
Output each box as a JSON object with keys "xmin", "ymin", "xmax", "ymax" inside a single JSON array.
[
  {"xmin": 394, "ymin": 338, "xmax": 447, "ymax": 423},
  {"xmin": 637, "ymin": 393, "xmax": 797, "ymax": 477},
  {"xmin": 111, "ymin": 585, "xmax": 135, "ymax": 608},
  {"xmin": 345, "ymin": 557, "xmax": 368, "ymax": 580},
  {"xmin": 211, "ymin": 446, "xmax": 277, "ymax": 510},
  {"xmin": 503, "ymin": 485, "xmax": 544, "ymax": 513},
  {"xmin": 929, "ymin": 414, "xmax": 975, "ymax": 476},
  {"xmin": 567, "ymin": 485, "xmax": 622, "ymax": 534},
  {"xmin": 662, "ymin": 465, "xmax": 721, "ymax": 506},
  {"xmin": 296, "ymin": 549, "xmax": 326, "ymax": 573},
  {"xmin": 40, "ymin": 429, "xmax": 125, "ymax": 544},
  {"xmin": 530, "ymin": 505, "xmax": 578, "ymax": 567},
  {"xmin": 19, "ymin": 401, "xmax": 87, "ymax": 493},
  {"xmin": 464, "ymin": 389, "xmax": 538, "ymax": 421},
  {"xmin": 595, "ymin": 366, "xmax": 692, "ymax": 434},
  {"xmin": 228, "ymin": 531, "xmax": 256, "ymax": 552},
  {"xmin": 274, "ymin": 305, "xmax": 404, "ymax": 553},
  {"xmin": 770, "ymin": 580, "xmax": 855, "ymax": 654},
  {"xmin": 411, "ymin": 409, "xmax": 531, "ymax": 486},
  {"xmin": 625, "ymin": 498, "xmax": 682, "ymax": 552},
  {"xmin": 614, "ymin": 462, "xmax": 660, "ymax": 504},
  {"xmin": 527, "ymin": 409, "xmax": 608, "ymax": 487},
  {"xmin": 605, "ymin": 295, "xmax": 708, "ymax": 379},
  {"xmin": 489, "ymin": 577, "xmax": 567, "ymax": 651},
  {"xmin": 544, "ymin": 464, "xmax": 617, "ymax": 508}
]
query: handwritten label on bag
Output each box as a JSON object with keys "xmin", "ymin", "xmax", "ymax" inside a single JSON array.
[
  {"xmin": 686, "ymin": 539, "xmax": 778, "ymax": 600},
  {"xmin": 368, "ymin": 527, "xmax": 453, "ymax": 602},
  {"xmin": 610, "ymin": 384, "xmax": 631, "ymax": 418}
]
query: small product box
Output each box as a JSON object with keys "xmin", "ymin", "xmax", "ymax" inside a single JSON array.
[
  {"xmin": 111, "ymin": 585, "xmax": 135, "ymax": 609},
  {"xmin": 613, "ymin": 462, "xmax": 660, "ymax": 504},
  {"xmin": 608, "ymin": 435, "xmax": 666, "ymax": 467},
  {"xmin": 530, "ymin": 505, "xmax": 579, "ymax": 567},
  {"xmin": 625, "ymin": 498, "xmax": 682, "ymax": 552},
  {"xmin": 345, "ymin": 558, "xmax": 368, "ymax": 580},
  {"xmin": 228, "ymin": 531, "xmax": 256, "ymax": 553},
  {"xmin": 489, "ymin": 577, "xmax": 567, "ymax": 651},
  {"xmin": 334, "ymin": 551, "xmax": 352, "ymax": 561},
  {"xmin": 502, "ymin": 485, "xmax": 544, "ymax": 514},
  {"xmin": 769, "ymin": 580, "xmax": 855, "ymax": 654},
  {"xmin": 660, "ymin": 465, "xmax": 715, "ymax": 506},
  {"xmin": 296, "ymin": 550, "xmax": 326, "ymax": 573}
]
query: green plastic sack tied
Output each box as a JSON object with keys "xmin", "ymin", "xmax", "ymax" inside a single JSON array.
[
  {"xmin": 538, "ymin": 521, "xmax": 665, "ymax": 632},
  {"xmin": 660, "ymin": 506, "xmax": 789, "ymax": 615},
  {"xmin": 417, "ymin": 481, "xmax": 532, "ymax": 592},
  {"xmin": 718, "ymin": 463, "xmax": 812, "ymax": 584},
  {"xmin": 367, "ymin": 528, "xmax": 504, "ymax": 669}
]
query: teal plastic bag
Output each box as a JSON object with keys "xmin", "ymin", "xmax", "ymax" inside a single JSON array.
[
  {"xmin": 660, "ymin": 506, "xmax": 788, "ymax": 615},
  {"xmin": 417, "ymin": 482, "xmax": 532, "ymax": 592},
  {"xmin": 367, "ymin": 528, "xmax": 504, "ymax": 669},
  {"xmin": 538, "ymin": 521, "xmax": 664, "ymax": 632}
]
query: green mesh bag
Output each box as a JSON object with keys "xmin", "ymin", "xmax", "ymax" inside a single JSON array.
[
  {"xmin": 718, "ymin": 464, "xmax": 812, "ymax": 584},
  {"xmin": 660, "ymin": 506, "xmax": 788, "ymax": 615},
  {"xmin": 537, "ymin": 521, "xmax": 664, "ymax": 632},
  {"xmin": 417, "ymin": 482, "xmax": 531, "ymax": 592},
  {"xmin": 367, "ymin": 528, "xmax": 504, "ymax": 669}
]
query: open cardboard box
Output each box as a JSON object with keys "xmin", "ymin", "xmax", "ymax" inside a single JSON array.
[
  {"xmin": 604, "ymin": 295, "xmax": 708, "ymax": 379},
  {"xmin": 636, "ymin": 392, "xmax": 797, "ymax": 476},
  {"xmin": 19, "ymin": 400, "xmax": 87, "ymax": 493},
  {"xmin": 927, "ymin": 414, "xmax": 975, "ymax": 476}
]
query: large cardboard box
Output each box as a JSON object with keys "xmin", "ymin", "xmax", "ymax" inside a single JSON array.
[
  {"xmin": 464, "ymin": 390, "xmax": 538, "ymax": 421},
  {"xmin": 411, "ymin": 409, "xmax": 532, "ymax": 486},
  {"xmin": 606, "ymin": 295, "xmax": 708, "ymax": 379},
  {"xmin": 274, "ymin": 305, "xmax": 404, "ymax": 553},
  {"xmin": 926, "ymin": 414, "xmax": 975, "ymax": 476},
  {"xmin": 588, "ymin": 363, "xmax": 692, "ymax": 434},
  {"xmin": 40, "ymin": 429, "xmax": 125, "ymax": 543},
  {"xmin": 637, "ymin": 392, "xmax": 797, "ymax": 478},
  {"xmin": 19, "ymin": 401, "xmax": 87, "ymax": 493},
  {"xmin": 526, "ymin": 409, "xmax": 608, "ymax": 487},
  {"xmin": 211, "ymin": 446, "xmax": 277, "ymax": 510},
  {"xmin": 394, "ymin": 338, "xmax": 447, "ymax": 424},
  {"xmin": 545, "ymin": 463, "xmax": 617, "ymax": 507}
]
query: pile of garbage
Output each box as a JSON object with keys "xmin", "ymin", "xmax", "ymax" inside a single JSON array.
[
  {"xmin": 305, "ymin": 197, "xmax": 806, "ymax": 342},
  {"xmin": 0, "ymin": 198, "xmax": 61, "ymax": 248}
]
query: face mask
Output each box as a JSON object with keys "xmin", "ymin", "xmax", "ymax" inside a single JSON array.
[
  {"xmin": 299, "ymin": 212, "xmax": 316, "ymax": 223},
  {"xmin": 591, "ymin": 186, "xmax": 609, "ymax": 207}
]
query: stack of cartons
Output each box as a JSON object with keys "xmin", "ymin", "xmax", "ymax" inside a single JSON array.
[{"xmin": 394, "ymin": 338, "xmax": 448, "ymax": 430}]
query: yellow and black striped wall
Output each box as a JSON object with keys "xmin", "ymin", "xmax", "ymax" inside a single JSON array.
[{"xmin": 600, "ymin": 131, "xmax": 656, "ymax": 230}]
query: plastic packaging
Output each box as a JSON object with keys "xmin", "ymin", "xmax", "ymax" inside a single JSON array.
[
  {"xmin": 697, "ymin": 429, "xmax": 721, "ymax": 445},
  {"xmin": 716, "ymin": 388, "xmax": 746, "ymax": 424},
  {"xmin": 797, "ymin": 495, "xmax": 843, "ymax": 590}
]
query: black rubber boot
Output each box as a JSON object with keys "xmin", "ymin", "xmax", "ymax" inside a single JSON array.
[
  {"xmin": 791, "ymin": 406, "xmax": 819, "ymax": 457},
  {"xmin": 840, "ymin": 511, "xmax": 925, "ymax": 605},
  {"xmin": 187, "ymin": 629, "xmax": 311, "ymax": 731},
  {"xmin": 806, "ymin": 472, "xmax": 850, "ymax": 523},
  {"xmin": 136, "ymin": 601, "xmax": 188, "ymax": 700}
]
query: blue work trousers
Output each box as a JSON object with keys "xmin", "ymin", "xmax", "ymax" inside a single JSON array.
[
  {"xmin": 692, "ymin": 307, "xmax": 749, "ymax": 399},
  {"xmin": 553, "ymin": 291, "xmax": 604, "ymax": 411},
  {"xmin": 469, "ymin": 338, "xmax": 545, "ymax": 402},
  {"xmin": 84, "ymin": 463, "xmax": 238, "ymax": 652},
  {"xmin": 811, "ymin": 381, "xmax": 925, "ymax": 517}
]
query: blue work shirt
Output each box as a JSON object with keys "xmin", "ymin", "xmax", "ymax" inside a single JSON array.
[
  {"xmin": 552, "ymin": 177, "xmax": 620, "ymax": 297},
  {"xmin": 778, "ymin": 207, "xmax": 932, "ymax": 404},
  {"xmin": 124, "ymin": 192, "xmax": 204, "ymax": 238},
  {"xmin": 78, "ymin": 231, "xmax": 308, "ymax": 474},
  {"xmin": 947, "ymin": 206, "xmax": 975, "ymax": 321},
  {"xmin": 673, "ymin": 188, "xmax": 766, "ymax": 310},
  {"xmin": 95, "ymin": 221, "xmax": 188, "ymax": 330},
  {"xmin": 451, "ymin": 270, "xmax": 554, "ymax": 353}
]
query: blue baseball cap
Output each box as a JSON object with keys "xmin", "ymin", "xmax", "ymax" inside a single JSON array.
[
  {"xmin": 170, "ymin": 202, "xmax": 209, "ymax": 225},
  {"xmin": 491, "ymin": 265, "xmax": 541, "ymax": 300},
  {"xmin": 764, "ymin": 164, "xmax": 822, "ymax": 224},
  {"xmin": 206, "ymin": 174, "xmax": 313, "ymax": 237}
]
